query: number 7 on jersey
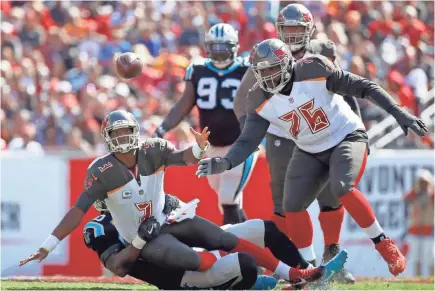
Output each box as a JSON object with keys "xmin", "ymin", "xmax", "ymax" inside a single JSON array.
[{"xmin": 135, "ymin": 201, "xmax": 152, "ymax": 223}]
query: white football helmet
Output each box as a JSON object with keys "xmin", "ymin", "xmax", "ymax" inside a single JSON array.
[{"xmin": 205, "ymin": 23, "xmax": 240, "ymax": 68}]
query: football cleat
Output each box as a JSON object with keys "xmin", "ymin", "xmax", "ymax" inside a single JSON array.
[
  {"xmin": 375, "ymin": 238, "xmax": 407, "ymax": 276},
  {"xmin": 322, "ymin": 245, "xmax": 354, "ymax": 283},
  {"xmin": 251, "ymin": 275, "xmax": 277, "ymax": 290},
  {"xmin": 321, "ymin": 249, "xmax": 348, "ymax": 282}
]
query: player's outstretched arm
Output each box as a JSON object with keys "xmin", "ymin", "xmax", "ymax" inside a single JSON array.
[
  {"xmin": 19, "ymin": 169, "xmax": 105, "ymax": 267},
  {"xmin": 325, "ymin": 67, "xmax": 428, "ymax": 136},
  {"xmin": 196, "ymin": 112, "xmax": 268, "ymax": 178},
  {"xmin": 18, "ymin": 206, "xmax": 85, "ymax": 266},
  {"xmin": 154, "ymin": 82, "xmax": 196, "ymax": 137}
]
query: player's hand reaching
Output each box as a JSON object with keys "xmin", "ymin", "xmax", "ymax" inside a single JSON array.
[
  {"xmin": 18, "ymin": 248, "xmax": 49, "ymax": 266},
  {"xmin": 190, "ymin": 127, "xmax": 210, "ymax": 150},
  {"xmin": 389, "ymin": 105, "xmax": 428, "ymax": 136},
  {"xmin": 196, "ymin": 157, "xmax": 231, "ymax": 178},
  {"xmin": 138, "ymin": 216, "xmax": 161, "ymax": 242}
]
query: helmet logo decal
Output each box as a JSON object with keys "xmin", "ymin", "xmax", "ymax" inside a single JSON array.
[
  {"xmin": 272, "ymin": 47, "xmax": 286, "ymax": 60},
  {"xmin": 302, "ymin": 12, "xmax": 312, "ymax": 22},
  {"xmin": 101, "ymin": 116, "xmax": 109, "ymax": 131}
]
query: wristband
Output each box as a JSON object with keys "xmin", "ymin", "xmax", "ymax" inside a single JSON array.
[
  {"xmin": 156, "ymin": 125, "xmax": 166, "ymax": 136},
  {"xmin": 132, "ymin": 235, "xmax": 147, "ymax": 249},
  {"xmin": 40, "ymin": 235, "xmax": 60, "ymax": 253},
  {"xmin": 192, "ymin": 142, "xmax": 209, "ymax": 159}
]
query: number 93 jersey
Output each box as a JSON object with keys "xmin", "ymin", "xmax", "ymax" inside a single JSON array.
[{"xmin": 185, "ymin": 57, "xmax": 250, "ymax": 146}]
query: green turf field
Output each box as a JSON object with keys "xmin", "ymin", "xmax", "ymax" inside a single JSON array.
[{"xmin": 1, "ymin": 280, "xmax": 434, "ymax": 290}]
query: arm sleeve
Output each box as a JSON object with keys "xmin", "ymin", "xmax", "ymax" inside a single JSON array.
[
  {"xmin": 74, "ymin": 171, "xmax": 107, "ymax": 213},
  {"xmin": 160, "ymin": 139, "xmax": 187, "ymax": 167},
  {"xmin": 326, "ymin": 69, "xmax": 398, "ymax": 113},
  {"xmin": 234, "ymin": 69, "xmax": 257, "ymax": 119},
  {"xmin": 225, "ymin": 113, "xmax": 269, "ymax": 169}
]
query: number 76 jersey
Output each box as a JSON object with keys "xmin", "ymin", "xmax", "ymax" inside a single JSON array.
[
  {"xmin": 185, "ymin": 57, "xmax": 250, "ymax": 147},
  {"xmin": 252, "ymin": 56, "xmax": 365, "ymax": 153}
]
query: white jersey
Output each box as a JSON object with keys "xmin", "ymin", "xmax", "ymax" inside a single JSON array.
[
  {"xmin": 79, "ymin": 139, "xmax": 182, "ymax": 243},
  {"xmin": 105, "ymin": 170, "xmax": 167, "ymax": 243},
  {"xmin": 253, "ymin": 55, "xmax": 365, "ymax": 153},
  {"xmin": 257, "ymin": 79, "xmax": 364, "ymax": 153}
]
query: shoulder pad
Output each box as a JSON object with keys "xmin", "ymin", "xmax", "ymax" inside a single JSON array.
[
  {"xmin": 87, "ymin": 153, "xmax": 114, "ymax": 176},
  {"xmin": 141, "ymin": 138, "xmax": 175, "ymax": 154},
  {"xmin": 185, "ymin": 58, "xmax": 206, "ymax": 81},
  {"xmin": 308, "ymin": 39, "xmax": 337, "ymax": 61},
  {"xmin": 294, "ymin": 55, "xmax": 335, "ymax": 82},
  {"xmin": 247, "ymin": 87, "xmax": 271, "ymax": 114}
]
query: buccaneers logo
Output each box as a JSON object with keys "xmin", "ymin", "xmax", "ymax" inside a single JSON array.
[{"xmin": 302, "ymin": 12, "xmax": 312, "ymax": 22}]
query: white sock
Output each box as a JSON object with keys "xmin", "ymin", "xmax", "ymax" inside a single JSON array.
[
  {"xmin": 298, "ymin": 245, "xmax": 316, "ymax": 262},
  {"xmin": 274, "ymin": 261, "xmax": 290, "ymax": 281},
  {"xmin": 362, "ymin": 219, "xmax": 384, "ymax": 238}
]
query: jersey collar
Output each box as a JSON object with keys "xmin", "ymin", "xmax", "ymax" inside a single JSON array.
[{"xmin": 205, "ymin": 59, "xmax": 240, "ymax": 76}]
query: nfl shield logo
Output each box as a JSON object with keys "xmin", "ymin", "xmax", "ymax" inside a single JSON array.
[{"xmin": 139, "ymin": 189, "xmax": 144, "ymax": 195}]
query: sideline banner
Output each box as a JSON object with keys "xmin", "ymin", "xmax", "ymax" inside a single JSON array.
[{"xmin": 1, "ymin": 156, "xmax": 69, "ymax": 276}]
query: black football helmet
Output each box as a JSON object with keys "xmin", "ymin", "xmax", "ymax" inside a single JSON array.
[
  {"xmin": 101, "ymin": 110, "xmax": 139, "ymax": 153},
  {"xmin": 276, "ymin": 3, "xmax": 315, "ymax": 52},
  {"xmin": 250, "ymin": 39, "xmax": 294, "ymax": 94}
]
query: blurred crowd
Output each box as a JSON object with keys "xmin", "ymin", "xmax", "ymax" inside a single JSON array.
[{"xmin": 1, "ymin": 0, "xmax": 434, "ymax": 155}]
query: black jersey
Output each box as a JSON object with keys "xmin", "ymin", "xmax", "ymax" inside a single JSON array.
[
  {"xmin": 185, "ymin": 57, "xmax": 250, "ymax": 146},
  {"xmin": 83, "ymin": 213, "xmax": 184, "ymax": 290}
]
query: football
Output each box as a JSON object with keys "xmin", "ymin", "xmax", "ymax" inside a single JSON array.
[{"xmin": 115, "ymin": 52, "xmax": 144, "ymax": 79}]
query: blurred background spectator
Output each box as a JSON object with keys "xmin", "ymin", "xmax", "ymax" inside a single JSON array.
[
  {"xmin": 403, "ymin": 169, "xmax": 434, "ymax": 276},
  {"xmin": 1, "ymin": 0, "xmax": 433, "ymax": 156}
]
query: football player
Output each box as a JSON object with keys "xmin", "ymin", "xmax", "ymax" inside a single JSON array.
[
  {"xmin": 197, "ymin": 38, "xmax": 428, "ymax": 277},
  {"xmin": 233, "ymin": 3, "xmax": 360, "ymax": 283},
  {"xmin": 154, "ymin": 23, "xmax": 258, "ymax": 225},
  {"xmin": 83, "ymin": 201, "xmax": 346, "ymax": 289},
  {"xmin": 19, "ymin": 110, "xmax": 327, "ymax": 284}
]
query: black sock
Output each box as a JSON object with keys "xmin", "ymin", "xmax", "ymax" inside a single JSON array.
[
  {"xmin": 371, "ymin": 233, "xmax": 387, "ymax": 245},
  {"xmin": 238, "ymin": 208, "xmax": 248, "ymax": 222},
  {"xmin": 222, "ymin": 204, "xmax": 243, "ymax": 224},
  {"xmin": 263, "ymin": 221, "xmax": 309, "ymax": 269}
]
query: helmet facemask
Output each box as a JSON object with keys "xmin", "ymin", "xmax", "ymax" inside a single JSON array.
[
  {"xmin": 102, "ymin": 122, "xmax": 139, "ymax": 153},
  {"xmin": 252, "ymin": 56, "xmax": 293, "ymax": 94},
  {"xmin": 205, "ymin": 41, "xmax": 239, "ymax": 68},
  {"xmin": 277, "ymin": 23, "xmax": 313, "ymax": 52}
]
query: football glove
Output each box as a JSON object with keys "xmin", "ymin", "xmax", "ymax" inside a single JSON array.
[
  {"xmin": 389, "ymin": 105, "xmax": 428, "ymax": 136},
  {"xmin": 196, "ymin": 157, "xmax": 231, "ymax": 178},
  {"xmin": 163, "ymin": 194, "xmax": 180, "ymax": 215},
  {"xmin": 137, "ymin": 216, "xmax": 161, "ymax": 242}
]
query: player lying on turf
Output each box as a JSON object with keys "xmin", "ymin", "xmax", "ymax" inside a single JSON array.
[
  {"xmin": 197, "ymin": 39, "xmax": 428, "ymax": 277},
  {"xmin": 18, "ymin": 110, "xmax": 332, "ymax": 285},
  {"xmin": 84, "ymin": 201, "xmax": 347, "ymax": 289},
  {"xmin": 234, "ymin": 4, "xmax": 358, "ymax": 283}
]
